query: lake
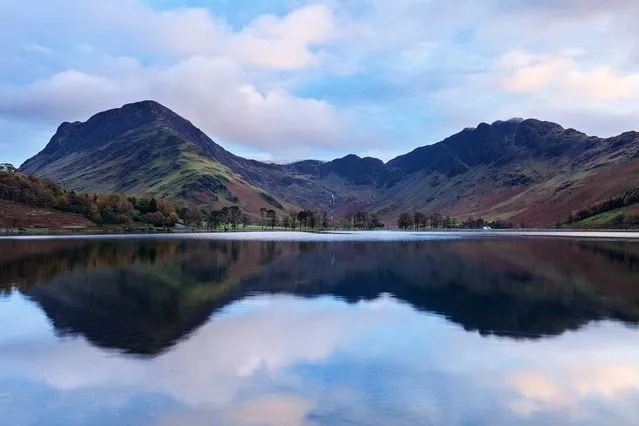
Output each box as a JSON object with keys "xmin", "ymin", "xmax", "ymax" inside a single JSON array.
[{"xmin": 1, "ymin": 232, "xmax": 639, "ymax": 425}]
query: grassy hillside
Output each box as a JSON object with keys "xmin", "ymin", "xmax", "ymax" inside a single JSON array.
[{"xmin": 568, "ymin": 204, "xmax": 639, "ymax": 228}]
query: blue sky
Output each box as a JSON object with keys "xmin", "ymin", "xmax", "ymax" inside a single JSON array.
[{"xmin": 1, "ymin": 0, "xmax": 639, "ymax": 166}]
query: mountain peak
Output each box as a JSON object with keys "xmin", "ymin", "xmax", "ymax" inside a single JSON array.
[
  {"xmin": 123, "ymin": 99, "xmax": 163, "ymax": 108},
  {"xmin": 20, "ymin": 99, "xmax": 239, "ymax": 178},
  {"xmin": 120, "ymin": 100, "xmax": 176, "ymax": 117}
]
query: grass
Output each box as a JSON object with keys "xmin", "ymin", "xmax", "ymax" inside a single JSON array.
[
  {"xmin": 145, "ymin": 147, "xmax": 238, "ymax": 198},
  {"xmin": 21, "ymin": 227, "xmax": 51, "ymax": 234},
  {"xmin": 573, "ymin": 205, "xmax": 638, "ymax": 227}
]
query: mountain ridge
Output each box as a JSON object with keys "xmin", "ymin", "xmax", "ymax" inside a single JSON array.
[{"xmin": 19, "ymin": 100, "xmax": 639, "ymax": 226}]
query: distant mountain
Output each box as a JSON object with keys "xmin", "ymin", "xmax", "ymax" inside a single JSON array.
[{"xmin": 20, "ymin": 101, "xmax": 639, "ymax": 226}]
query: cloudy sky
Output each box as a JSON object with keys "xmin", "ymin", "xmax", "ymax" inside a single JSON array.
[
  {"xmin": 3, "ymin": 293, "xmax": 639, "ymax": 425},
  {"xmin": 1, "ymin": 0, "xmax": 638, "ymax": 166}
]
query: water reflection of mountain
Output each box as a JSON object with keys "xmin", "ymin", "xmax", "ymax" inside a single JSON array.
[{"xmin": 1, "ymin": 237, "xmax": 639, "ymax": 355}]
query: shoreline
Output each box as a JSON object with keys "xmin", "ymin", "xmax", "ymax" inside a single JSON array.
[{"xmin": 2, "ymin": 229, "xmax": 639, "ymax": 241}]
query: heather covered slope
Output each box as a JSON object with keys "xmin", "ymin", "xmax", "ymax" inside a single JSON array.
[{"xmin": 0, "ymin": 200, "xmax": 93, "ymax": 230}]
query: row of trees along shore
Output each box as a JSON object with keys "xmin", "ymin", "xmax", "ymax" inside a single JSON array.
[
  {"xmin": 197, "ymin": 208, "xmax": 333, "ymax": 231},
  {"xmin": 198, "ymin": 208, "xmax": 387, "ymax": 231},
  {"xmin": 397, "ymin": 211, "xmax": 515, "ymax": 230}
]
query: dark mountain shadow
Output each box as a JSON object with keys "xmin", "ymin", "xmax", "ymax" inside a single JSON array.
[{"xmin": 1, "ymin": 238, "xmax": 639, "ymax": 356}]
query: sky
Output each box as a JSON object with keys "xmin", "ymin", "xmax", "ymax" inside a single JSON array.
[
  {"xmin": 1, "ymin": 0, "xmax": 639, "ymax": 166},
  {"xmin": 3, "ymin": 293, "xmax": 639, "ymax": 425}
]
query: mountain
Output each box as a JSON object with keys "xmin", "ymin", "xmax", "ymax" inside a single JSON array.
[
  {"xmin": 19, "ymin": 100, "xmax": 298, "ymax": 217},
  {"xmin": 20, "ymin": 101, "xmax": 639, "ymax": 226},
  {"xmin": 380, "ymin": 119, "xmax": 639, "ymax": 226}
]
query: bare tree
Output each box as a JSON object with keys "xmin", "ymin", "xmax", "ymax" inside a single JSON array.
[
  {"xmin": 260, "ymin": 208, "xmax": 267, "ymax": 230},
  {"xmin": 413, "ymin": 212, "xmax": 427, "ymax": 230},
  {"xmin": 289, "ymin": 212, "xmax": 298, "ymax": 230},
  {"xmin": 266, "ymin": 209, "xmax": 277, "ymax": 230},
  {"xmin": 227, "ymin": 206, "xmax": 240, "ymax": 230},
  {"xmin": 398, "ymin": 212, "xmax": 412, "ymax": 230}
]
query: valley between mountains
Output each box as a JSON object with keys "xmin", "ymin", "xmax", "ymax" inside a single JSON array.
[{"xmin": 18, "ymin": 100, "xmax": 639, "ymax": 227}]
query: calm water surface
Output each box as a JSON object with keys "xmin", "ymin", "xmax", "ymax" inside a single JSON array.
[{"xmin": 1, "ymin": 232, "xmax": 639, "ymax": 425}]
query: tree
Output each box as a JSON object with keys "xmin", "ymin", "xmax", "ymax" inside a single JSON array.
[
  {"xmin": 342, "ymin": 215, "xmax": 353, "ymax": 230},
  {"xmin": 149, "ymin": 198, "xmax": 158, "ymax": 214},
  {"xmin": 429, "ymin": 213, "xmax": 443, "ymax": 229},
  {"xmin": 260, "ymin": 208, "xmax": 268, "ymax": 230},
  {"xmin": 180, "ymin": 203, "xmax": 203, "ymax": 227},
  {"xmin": 179, "ymin": 207, "xmax": 188, "ymax": 224},
  {"xmin": 398, "ymin": 212, "xmax": 412, "ymax": 230},
  {"xmin": 354, "ymin": 212, "xmax": 370, "ymax": 230},
  {"xmin": 283, "ymin": 215, "xmax": 291, "ymax": 230},
  {"xmin": 228, "ymin": 206, "xmax": 241, "ymax": 230},
  {"xmin": 442, "ymin": 216, "xmax": 452, "ymax": 229},
  {"xmin": 266, "ymin": 209, "xmax": 277, "ymax": 229},
  {"xmin": 289, "ymin": 212, "xmax": 298, "ymax": 230},
  {"xmin": 413, "ymin": 212, "xmax": 427, "ymax": 230},
  {"xmin": 308, "ymin": 211, "xmax": 317, "ymax": 230},
  {"xmin": 321, "ymin": 211, "xmax": 329, "ymax": 229},
  {"xmin": 613, "ymin": 214, "xmax": 626, "ymax": 227},
  {"xmin": 298, "ymin": 210, "xmax": 313, "ymax": 229},
  {"xmin": 241, "ymin": 214, "xmax": 249, "ymax": 229},
  {"xmin": 208, "ymin": 210, "xmax": 222, "ymax": 230},
  {"xmin": 0, "ymin": 163, "xmax": 16, "ymax": 173},
  {"xmin": 219, "ymin": 207, "xmax": 230, "ymax": 230},
  {"xmin": 370, "ymin": 213, "xmax": 384, "ymax": 229}
]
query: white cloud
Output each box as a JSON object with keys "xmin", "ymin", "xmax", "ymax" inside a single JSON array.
[
  {"xmin": 0, "ymin": 294, "xmax": 392, "ymax": 417},
  {"xmin": 159, "ymin": 395, "xmax": 317, "ymax": 426},
  {"xmin": 0, "ymin": 55, "xmax": 359, "ymax": 153},
  {"xmin": 23, "ymin": 43, "xmax": 53, "ymax": 55},
  {"xmin": 2, "ymin": 0, "xmax": 639, "ymax": 164},
  {"xmin": 567, "ymin": 67, "xmax": 639, "ymax": 100},
  {"xmin": 0, "ymin": 1, "xmax": 369, "ymax": 160},
  {"xmin": 3, "ymin": 293, "xmax": 639, "ymax": 425},
  {"xmin": 233, "ymin": 4, "xmax": 337, "ymax": 70},
  {"xmin": 498, "ymin": 51, "xmax": 639, "ymax": 101},
  {"xmin": 574, "ymin": 364, "xmax": 639, "ymax": 398},
  {"xmin": 1, "ymin": 0, "xmax": 338, "ymax": 71},
  {"xmin": 501, "ymin": 57, "xmax": 573, "ymax": 94}
]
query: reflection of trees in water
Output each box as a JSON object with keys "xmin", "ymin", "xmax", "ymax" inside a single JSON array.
[
  {"xmin": 1, "ymin": 238, "xmax": 639, "ymax": 356},
  {"xmin": 577, "ymin": 241, "xmax": 639, "ymax": 270}
]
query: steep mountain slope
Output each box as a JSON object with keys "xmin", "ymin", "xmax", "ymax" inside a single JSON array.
[
  {"xmin": 20, "ymin": 101, "xmax": 299, "ymax": 216},
  {"xmin": 18, "ymin": 101, "xmax": 390, "ymax": 216},
  {"xmin": 20, "ymin": 101, "xmax": 639, "ymax": 226},
  {"xmin": 377, "ymin": 119, "xmax": 639, "ymax": 226}
]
